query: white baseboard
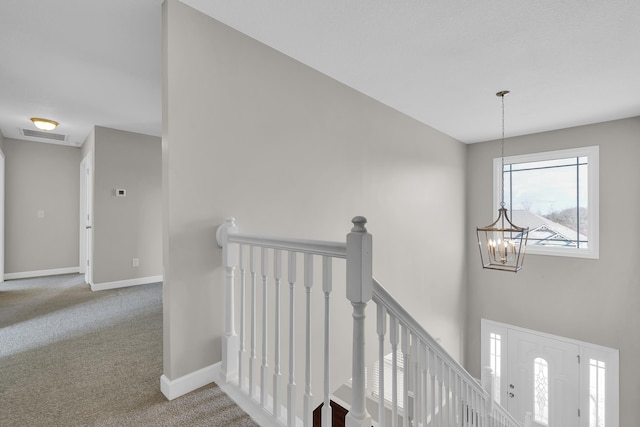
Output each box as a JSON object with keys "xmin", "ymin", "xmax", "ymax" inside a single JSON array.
[
  {"xmin": 91, "ymin": 275, "xmax": 163, "ymax": 291},
  {"xmin": 160, "ymin": 363, "xmax": 217, "ymax": 401},
  {"xmin": 4, "ymin": 266, "xmax": 80, "ymax": 280}
]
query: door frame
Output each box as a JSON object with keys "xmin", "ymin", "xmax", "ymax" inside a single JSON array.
[
  {"xmin": 0, "ymin": 150, "xmax": 4, "ymax": 282},
  {"xmin": 481, "ymin": 319, "xmax": 619, "ymax": 427},
  {"xmin": 79, "ymin": 151, "xmax": 94, "ymax": 285}
]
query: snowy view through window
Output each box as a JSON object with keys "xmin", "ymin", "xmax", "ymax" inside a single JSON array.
[{"xmin": 497, "ymin": 146, "xmax": 599, "ymax": 258}]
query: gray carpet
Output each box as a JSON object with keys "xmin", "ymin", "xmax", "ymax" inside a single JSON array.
[{"xmin": 0, "ymin": 274, "xmax": 258, "ymax": 427}]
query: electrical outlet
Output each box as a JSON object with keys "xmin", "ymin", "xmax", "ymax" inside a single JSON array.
[{"xmin": 132, "ymin": 258, "xmax": 140, "ymax": 267}]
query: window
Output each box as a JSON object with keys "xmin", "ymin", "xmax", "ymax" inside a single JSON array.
[
  {"xmin": 372, "ymin": 350, "xmax": 405, "ymax": 409},
  {"xmin": 590, "ymin": 359, "xmax": 606, "ymax": 427},
  {"xmin": 534, "ymin": 357, "xmax": 549, "ymax": 425},
  {"xmin": 494, "ymin": 146, "xmax": 599, "ymax": 259},
  {"xmin": 489, "ymin": 332, "xmax": 502, "ymax": 404}
]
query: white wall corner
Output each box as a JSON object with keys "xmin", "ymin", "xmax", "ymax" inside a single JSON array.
[
  {"xmin": 160, "ymin": 363, "xmax": 218, "ymax": 401},
  {"xmin": 90, "ymin": 275, "xmax": 163, "ymax": 292}
]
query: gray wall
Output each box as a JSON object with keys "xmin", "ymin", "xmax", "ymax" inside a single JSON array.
[
  {"xmin": 4, "ymin": 139, "xmax": 80, "ymax": 273},
  {"xmin": 465, "ymin": 117, "xmax": 640, "ymax": 425},
  {"xmin": 163, "ymin": 0, "xmax": 467, "ymax": 389},
  {"xmin": 90, "ymin": 126, "xmax": 162, "ymax": 285}
]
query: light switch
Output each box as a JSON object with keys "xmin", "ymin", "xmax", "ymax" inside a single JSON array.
[{"xmin": 37, "ymin": 210, "xmax": 45, "ymax": 218}]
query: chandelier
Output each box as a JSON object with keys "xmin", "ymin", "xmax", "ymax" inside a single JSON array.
[{"xmin": 476, "ymin": 91, "xmax": 529, "ymax": 272}]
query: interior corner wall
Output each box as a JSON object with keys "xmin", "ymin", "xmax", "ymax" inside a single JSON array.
[
  {"xmin": 163, "ymin": 0, "xmax": 467, "ymax": 385},
  {"xmin": 91, "ymin": 126, "xmax": 162, "ymax": 285},
  {"xmin": 81, "ymin": 127, "xmax": 95, "ymax": 160},
  {"xmin": 465, "ymin": 117, "xmax": 640, "ymax": 425},
  {"xmin": 4, "ymin": 139, "xmax": 80, "ymax": 274}
]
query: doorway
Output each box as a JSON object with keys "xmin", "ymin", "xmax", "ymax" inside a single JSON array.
[{"xmin": 481, "ymin": 319, "xmax": 619, "ymax": 427}]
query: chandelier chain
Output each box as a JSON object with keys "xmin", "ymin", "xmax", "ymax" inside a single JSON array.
[{"xmin": 499, "ymin": 91, "xmax": 507, "ymax": 208}]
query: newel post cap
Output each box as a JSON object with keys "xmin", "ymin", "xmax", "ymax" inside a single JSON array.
[
  {"xmin": 216, "ymin": 217, "xmax": 238, "ymax": 248},
  {"xmin": 351, "ymin": 216, "xmax": 367, "ymax": 233}
]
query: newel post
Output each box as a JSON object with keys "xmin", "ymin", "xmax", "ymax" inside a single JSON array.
[
  {"xmin": 216, "ymin": 217, "xmax": 239, "ymax": 382},
  {"xmin": 345, "ymin": 216, "xmax": 373, "ymax": 427}
]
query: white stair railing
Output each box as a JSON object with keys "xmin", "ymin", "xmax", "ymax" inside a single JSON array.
[
  {"xmin": 216, "ymin": 216, "xmax": 520, "ymax": 427},
  {"xmin": 373, "ymin": 281, "xmax": 520, "ymax": 427}
]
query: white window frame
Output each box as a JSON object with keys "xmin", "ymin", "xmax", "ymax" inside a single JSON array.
[{"xmin": 493, "ymin": 146, "xmax": 599, "ymax": 259}]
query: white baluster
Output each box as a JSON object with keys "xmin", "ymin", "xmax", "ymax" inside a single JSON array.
[
  {"xmin": 303, "ymin": 253, "xmax": 313, "ymax": 426},
  {"xmin": 428, "ymin": 348, "xmax": 436, "ymax": 427},
  {"xmin": 444, "ymin": 365, "xmax": 451, "ymax": 427},
  {"xmin": 482, "ymin": 366, "xmax": 494, "ymax": 424},
  {"xmin": 345, "ymin": 216, "xmax": 373, "ymax": 427},
  {"xmin": 215, "ymin": 218, "xmax": 239, "ymax": 382},
  {"xmin": 454, "ymin": 374, "xmax": 460, "ymax": 427},
  {"xmin": 322, "ymin": 256, "xmax": 333, "ymax": 427},
  {"xmin": 238, "ymin": 245, "xmax": 246, "ymax": 390},
  {"xmin": 287, "ymin": 251, "xmax": 297, "ymax": 427},
  {"xmin": 273, "ymin": 249, "xmax": 282, "ymax": 418},
  {"xmin": 449, "ymin": 373, "xmax": 452, "ymax": 426},
  {"xmin": 390, "ymin": 315, "xmax": 399, "ymax": 427},
  {"xmin": 260, "ymin": 247, "xmax": 269, "ymax": 407},
  {"xmin": 470, "ymin": 388, "xmax": 475, "ymax": 426},
  {"xmin": 472, "ymin": 390, "xmax": 478, "ymax": 426},
  {"xmin": 377, "ymin": 303, "xmax": 386, "ymax": 427},
  {"xmin": 477, "ymin": 390, "xmax": 482, "ymax": 426},
  {"xmin": 250, "ymin": 246, "xmax": 257, "ymax": 398},
  {"xmin": 411, "ymin": 334, "xmax": 419, "ymax": 427},
  {"xmin": 420, "ymin": 344, "xmax": 428, "ymax": 427},
  {"xmin": 464, "ymin": 381, "xmax": 470, "ymax": 427},
  {"xmin": 437, "ymin": 355, "xmax": 443, "ymax": 427},
  {"xmin": 401, "ymin": 325, "xmax": 409, "ymax": 427},
  {"xmin": 479, "ymin": 390, "xmax": 484, "ymax": 427}
]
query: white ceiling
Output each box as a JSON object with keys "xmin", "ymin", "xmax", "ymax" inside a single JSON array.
[
  {"xmin": 1, "ymin": 0, "xmax": 639, "ymax": 146},
  {"xmin": 0, "ymin": 0, "xmax": 163, "ymax": 147}
]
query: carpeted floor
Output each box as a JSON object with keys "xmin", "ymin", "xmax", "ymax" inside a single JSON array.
[{"xmin": 0, "ymin": 274, "xmax": 258, "ymax": 427}]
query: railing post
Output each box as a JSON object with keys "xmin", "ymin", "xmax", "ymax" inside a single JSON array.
[
  {"xmin": 216, "ymin": 217, "xmax": 239, "ymax": 382},
  {"xmin": 345, "ymin": 216, "xmax": 373, "ymax": 427}
]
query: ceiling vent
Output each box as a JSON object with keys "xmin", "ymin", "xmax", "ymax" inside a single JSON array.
[{"xmin": 21, "ymin": 128, "xmax": 67, "ymax": 142}]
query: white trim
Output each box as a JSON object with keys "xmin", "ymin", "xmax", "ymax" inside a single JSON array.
[
  {"xmin": 492, "ymin": 145, "xmax": 599, "ymax": 259},
  {"xmin": 0, "ymin": 151, "xmax": 5, "ymax": 283},
  {"xmin": 90, "ymin": 275, "xmax": 163, "ymax": 291},
  {"xmin": 160, "ymin": 363, "xmax": 217, "ymax": 401},
  {"xmin": 4, "ymin": 266, "xmax": 80, "ymax": 280}
]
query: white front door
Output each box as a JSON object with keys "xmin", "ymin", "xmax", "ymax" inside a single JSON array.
[
  {"xmin": 507, "ymin": 329, "xmax": 579, "ymax": 426},
  {"xmin": 481, "ymin": 319, "xmax": 619, "ymax": 427}
]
